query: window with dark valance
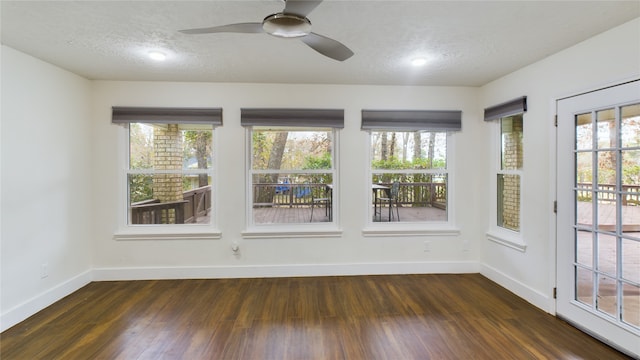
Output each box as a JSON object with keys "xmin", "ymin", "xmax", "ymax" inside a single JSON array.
[{"xmin": 483, "ymin": 96, "xmax": 527, "ymax": 122}]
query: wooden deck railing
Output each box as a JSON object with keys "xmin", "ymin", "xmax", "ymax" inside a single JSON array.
[
  {"xmin": 130, "ymin": 182, "xmax": 448, "ymax": 223},
  {"xmin": 252, "ymin": 182, "xmax": 446, "ymax": 208},
  {"xmin": 576, "ymin": 183, "xmax": 640, "ymax": 205},
  {"xmin": 391, "ymin": 182, "xmax": 446, "ymax": 209},
  {"xmin": 130, "ymin": 200, "xmax": 189, "ymax": 224},
  {"xmin": 130, "ymin": 185, "xmax": 212, "ymax": 224},
  {"xmin": 252, "ymin": 183, "xmax": 330, "ymax": 208},
  {"xmin": 183, "ymin": 186, "xmax": 212, "ymax": 223}
]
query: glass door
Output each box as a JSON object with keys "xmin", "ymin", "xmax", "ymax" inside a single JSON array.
[{"xmin": 556, "ymin": 80, "xmax": 640, "ymax": 357}]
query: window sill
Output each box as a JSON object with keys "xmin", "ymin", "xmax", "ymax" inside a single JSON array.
[
  {"xmin": 242, "ymin": 228, "xmax": 343, "ymax": 239},
  {"xmin": 486, "ymin": 229, "xmax": 527, "ymax": 252},
  {"xmin": 114, "ymin": 228, "xmax": 221, "ymax": 241},
  {"xmin": 362, "ymin": 224, "xmax": 460, "ymax": 237}
]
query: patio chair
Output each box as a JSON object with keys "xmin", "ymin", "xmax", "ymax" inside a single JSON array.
[
  {"xmin": 377, "ymin": 181, "xmax": 400, "ymax": 221},
  {"xmin": 275, "ymin": 177, "xmax": 290, "ymax": 194},
  {"xmin": 310, "ymin": 185, "xmax": 331, "ymax": 221}
]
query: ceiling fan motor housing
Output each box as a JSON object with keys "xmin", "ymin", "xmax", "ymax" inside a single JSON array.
[{"xmin": 262, "ymin": 13, "xmax": 311, "ymax": 38}]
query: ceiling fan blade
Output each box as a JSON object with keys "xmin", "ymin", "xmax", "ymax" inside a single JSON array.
[
  {"xmin": 283, "ymin": 0, "xmax": 323, "ymax": 17},
  {"xmin": 300, "ymin": 32, "xmax": 354, "ymax": 61},
  {"xmin": 180, "ymin": 23, "xmax": 263, "ymax": 35}
]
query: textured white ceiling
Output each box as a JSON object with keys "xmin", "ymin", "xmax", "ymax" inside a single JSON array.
[{"xmin": 2, "ymin": 1, "xmax": 639, "ymax": 86}]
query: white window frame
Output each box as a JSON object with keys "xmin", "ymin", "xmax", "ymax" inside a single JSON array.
[
  {"xmin": 486, "ymin": 115, "xmax": 526, "ymax": 251},
  {"xmin": 113, "ymin": 123, "xmax": 221, "ymax": 241},
  {"xmin": 362, "ymin": 130, "xmax": 459, "ymax": 237},
  {"xmin": 242, "ymin": 126, "xmax": 341, "ymax": 239}
]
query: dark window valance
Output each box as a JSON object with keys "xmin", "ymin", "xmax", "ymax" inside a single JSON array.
[
  {"xmin": 483, "ymin": 96, "xmax": 527, "ymax": 121},
  {"xmin": 361, "ymin": 110, "xmax": 462, "ymax": 131},
  {"xmin": 112, "ymin": 107, "xmax": 223, "ymax": 125},
  {"xmin": 240, "ymin": 108, "xmax": 344, "ymax": 128}
]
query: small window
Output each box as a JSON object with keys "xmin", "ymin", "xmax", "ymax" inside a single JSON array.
[
  {"xmin": 484, "ymin": 96, "xmax": 526, "ymax": 235},
  {"xmin": 497, "ymin": 114, "xmax": 523, "ymax": 231}
]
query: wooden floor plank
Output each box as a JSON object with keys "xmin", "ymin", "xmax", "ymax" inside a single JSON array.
[{"xmin": 0, "ymin": 274, "xmax": 633, "ymax": 359}]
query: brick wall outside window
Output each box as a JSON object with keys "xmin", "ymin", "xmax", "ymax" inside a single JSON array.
[
  {"xmin": 153, "ymin": 124, "xmax": 183, "ymax": 222},
  {"xmin": 499, "ymin": 116, "xmax": 523, "ymax": 231}
]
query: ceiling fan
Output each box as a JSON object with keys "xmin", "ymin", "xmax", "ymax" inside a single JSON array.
[{"xmin": 179, "ymin": 0, "xmax": 354, "ymax": 61}]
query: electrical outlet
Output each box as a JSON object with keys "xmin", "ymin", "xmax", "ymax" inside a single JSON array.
[
  {"xmin": 423, "ymin": 241, "xmax": 431, "ymax": 252},
  {"xmin": 41, "ymin": 263, "xmax": 49, "ymax": 278}
]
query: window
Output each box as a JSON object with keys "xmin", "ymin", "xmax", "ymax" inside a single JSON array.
[
  {"xmin": 484, "ymin": 96, "xmax": 527, "ymax": 234},
  {"xmin": 112, "ymin": 107, "xmax": 221, "ymax": 228},
  {"xmin": 370, "ymin": 131, "xmax": 448, "ymax": 222},
  {"xmin": 242, "ymin": 108, "xmax": 343, "ymax": 228},
  {"xmin": 497, "ymin": 114, "xmax": 523, "ymax": 231},
  {"xmin": 362, "ymin": 109, "xmax": 461, "ymax": 225}
]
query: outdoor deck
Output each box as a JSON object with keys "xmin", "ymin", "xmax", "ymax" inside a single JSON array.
[
  {"xmin": 251, "ymin": 199, "xmax": 639, "ymax": 225},
  {"xmin": 177, "ymin": 199, "xmax": 639, "ymax": 227},
  {"xmin": 253, "ymin": 205, "xmax": 446, "ymax": 224},
  {"xmin": 577, "ymin": 201, "xmax": 640, "ymax": 232}
]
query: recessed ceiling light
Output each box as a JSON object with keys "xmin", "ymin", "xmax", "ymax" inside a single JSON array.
[
  {"xmin": 148, "ymin": 51, "xmax": 166, "ymax": 61},
  {"xmin": 411, "ymin": 57, "xmax": 428, "ymax": 66}
]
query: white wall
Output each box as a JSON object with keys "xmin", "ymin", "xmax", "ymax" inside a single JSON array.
[
  {"xmin": 90, "ymin": 83, "xmax": 485, "ymax": 279},
  {"xmin": 480, "ymin": 18, "xmax": 640, "ymax": 312},
  {"xmin": 1, "ymin": 46, "xmax": 93, "ymax": 331}
]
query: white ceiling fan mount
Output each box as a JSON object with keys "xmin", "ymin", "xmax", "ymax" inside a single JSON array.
[{"xmin": 262, "ymin": 13, "xmax": 311, "ymax": 38}]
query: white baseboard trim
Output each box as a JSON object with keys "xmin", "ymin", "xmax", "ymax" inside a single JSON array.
[
  {"xmin": 0, "ymin": 270, "xmax": 92, "ymax": 332},
  {"xmin": 93, "ymin": 261, "xmax": 482, "ymax": 281},
  {"xmin": 480, "ymin": 263, "xmax": 553, "ymax": 313}
]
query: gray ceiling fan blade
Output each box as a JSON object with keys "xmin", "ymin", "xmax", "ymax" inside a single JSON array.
[
  {"xmin": 300, "ymin": 32, "xmax": 354, "ymax": 61},
  {"xmin": 180, "ymin": 23, "xmax": 264, "ymax": 34},
  {"xmin": 284, "ymin": 0, "xmax": 323, "ymax": 17}
]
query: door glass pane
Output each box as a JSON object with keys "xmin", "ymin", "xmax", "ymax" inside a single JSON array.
[
  {"xmin": 576, "ymin": 152, "xmax": 592, "ymax": 185},
  {"xmin": 621, "ymin": 104, "xmax": 640, "ymax": 148},
  {"xmin": 576, "ymin": 266, "xmax": 594, "ymax": 306},
  {"xmin": 597, "ymin": 151, "xmax": 617, "ymax": 185},
  {"xmin": 597, "ymin": 233, "xmax": 617, "ymax": 276},
  {"xmin": 596, "ymin": 274, "xmax": 617, "ymax": 317},
  {"xmin": 596, "ymin": 108, "xmax": 616, "ymax": 149},
  {"xmin": 576, "ymin": 113, "xmax": 593, "ymax": 151},
  {"xmin": 622, "ymin": 238, "xmax": 640, "ymax": 283},
  {"xmin": 622, "ymin": 283, "xmax": 640, "ymax": 327},
  {"xmin": 595, "ymin": 194, "xmax": 615, "ymax": 230},
  {"xmin": 622, "ymin": 205, "xmax": 640, "ymax": 240},
  {"xmin": 621, "ymin": 150, "xmax": 640, "ymax": 190},
  {"xmin": 576, "ymin": 230, "xmax": 593, "ymax": 267},
  {"xmin": 622, "ymin": 150, "xmax": 640, "ymax": 187},
  {"xmin": 576, "ymin": 191, "xmax": 593, "ymax": 229}
]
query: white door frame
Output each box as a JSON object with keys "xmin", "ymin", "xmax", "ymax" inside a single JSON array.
[{"xmin": 555, "ymin": 79, "xmax": 640, "ymax": 357}]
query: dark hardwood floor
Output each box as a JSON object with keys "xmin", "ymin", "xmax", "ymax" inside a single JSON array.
[{"xmin": 0, "ymin": 274, "xmax": 632, "ymax": 359}]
